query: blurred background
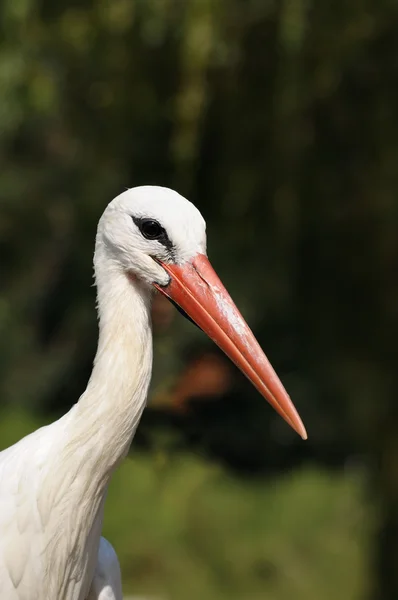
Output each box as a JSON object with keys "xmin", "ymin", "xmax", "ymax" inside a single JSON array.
[{"xmin": 1, "ymin": 0, "xmax": 397, "ymax": 598}]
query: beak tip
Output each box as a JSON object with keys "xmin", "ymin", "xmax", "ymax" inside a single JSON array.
[{"xmin": 298, "ymin": 423, "xmax": 308, "ymax": 440}]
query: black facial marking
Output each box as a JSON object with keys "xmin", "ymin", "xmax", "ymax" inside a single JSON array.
[
  {"xmin": 168, "ymin": 297, "xmax": 203, "ymax": 332},
  {"xmin": 132, "ymin": 216, "xmax": 174, "ymax": 253}
]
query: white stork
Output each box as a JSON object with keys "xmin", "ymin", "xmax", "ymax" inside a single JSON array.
[{"xmin": 0, "ymin": 186, "xmax": 307, "ymax": 599}]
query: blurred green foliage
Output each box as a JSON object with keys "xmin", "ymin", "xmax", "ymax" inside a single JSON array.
[
  {"xmin": 107, "ymin": 458, "xmax": 369, "ymax": 600},
  {"xmin": 1, "ymin": 0, "xmax": 398, "ymax": 597}
]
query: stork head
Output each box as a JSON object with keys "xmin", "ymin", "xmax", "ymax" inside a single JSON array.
[
  {"xmin": 98, "ymin": 185, "xmax": 206, "ymax": 286},
  {"xmin": 98, "ymin": 185, "xmax": 307, "ymax": 440}
]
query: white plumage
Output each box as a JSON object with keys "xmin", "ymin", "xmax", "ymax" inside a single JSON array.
[{"xmin": 0, "ymin": 186, "xmax": 306, "ymax": 599}]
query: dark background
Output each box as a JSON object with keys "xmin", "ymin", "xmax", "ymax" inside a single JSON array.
[{"xmin": 1, "ymin": 0, "xmax": 397, "ymax": 598}]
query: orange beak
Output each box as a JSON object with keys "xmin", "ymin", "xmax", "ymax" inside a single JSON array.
[{"xmin": 154, "ymin": 254, "xmax": 307, "ymax": 440}]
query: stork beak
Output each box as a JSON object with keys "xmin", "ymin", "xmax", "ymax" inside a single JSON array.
[{"xmin": 154, "ymin": 254, "xmax": 307, "ymax": 440}]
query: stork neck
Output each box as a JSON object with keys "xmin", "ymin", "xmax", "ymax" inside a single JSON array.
[{"xmin": 67, "ymin": 247, "xmax": 153, "ymax": 478}]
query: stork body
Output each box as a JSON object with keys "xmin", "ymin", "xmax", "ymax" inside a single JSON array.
[{"xmin": 0, "ymin": 187, "xmax": 306, "ymax": 599}]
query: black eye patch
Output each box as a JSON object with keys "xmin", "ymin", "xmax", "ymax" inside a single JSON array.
[{"xmin": 132, "ymin": 216, "xmax": 173, "ymax": 252}]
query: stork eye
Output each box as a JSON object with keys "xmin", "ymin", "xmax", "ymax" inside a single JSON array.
[
  {"xmin": 138, "ymin": 219, "xmax": 163, "ymax": 240},
  {"xmin": 132, "ymin": 216, "xmax": 173, "ymax": 252}
]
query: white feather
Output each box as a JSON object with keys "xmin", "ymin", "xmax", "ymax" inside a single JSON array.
[{"xmin": 0, "ymin": 186, "xmax": 207, "ymax": 599}]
